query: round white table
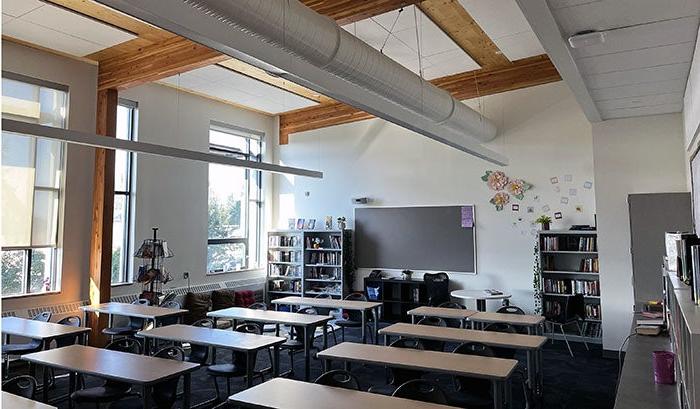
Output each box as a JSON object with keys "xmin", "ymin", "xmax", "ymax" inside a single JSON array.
[{"xmin": 451, "ymin": 289, "xmax": 512, "ymax": 311}]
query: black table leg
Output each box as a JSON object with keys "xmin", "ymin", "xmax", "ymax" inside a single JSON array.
[
  {"xmin": 184, "ymin": 373, "xmax": 191, "ymax": 408},
  {"xmin": 142, "ymin": 385, "xmax": 150, "ymax": 409},
  {"xmin": 246, "ymin": 351, "xmax": 254, "ymax": 388},
  {"xmin": 477, "ymin": 299, "xmax": 487, "ymax": 312},
  {"xmin": 68, "ymin": 372, "xmax": 76, "ymax": 409},
  {"xmin": 273, "ymin": 345, "xmax": 280, "ymax": 378},
  {"xmin": 42, "ymin": 364, "xmax": 49, "ymax": 402},
  {"xmin": 304, "ymin": 327, "xmax": 310, "ymax": 381}
]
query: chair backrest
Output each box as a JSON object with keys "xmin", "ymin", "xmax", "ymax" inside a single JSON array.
[
  {"xmin": 416, "ymin": 317, "xmax": 447, "ymax": 351},
  {"xmin": 452, "ymin": 342, "xmax": 494, "ymax": 396},
  {"xmin": 128, "ymin": 299, "xmax": 149, "ymax": 330},
  {"xmin": 152, "ymin": 346, "xmax": 185, "ymax": 408},
  {"xmin": 159, "ymin": 301, "xmax": 182, "ymax": 326},
  {"xmin": 55, "ymin": 316, "xmax": 81, "ymax": 348},
  {"xmin": 233, "ymin": 323, "xmax": 262, "ymax": 363},
  {"xmin": 314, "ymin": 293, "xmax": 334, "ymax": 315},
  {"xmin": 314, "ymin": 370, "xmax": 360, "ymax": 391},
  {"xmin": 344, "ymin": 293, "xmax": 368, "ymax": 322},
  {"xmin": 248, "ymin": 302, "xmax": 268, "ymax": 310},
  {"xmin": 2, "ymin": 375, "xmax": 37, "ymax": 399},
  {"xmin": 188, "ymin": 319, "xmax": 213, "ymax": 364},
  {"xmin": 32, "ymin": 311, "xmax": 52, "ymax": 322},
  {"xmin": 497, "ymin": 305, "xmax": 525, "ymax": 315},
  {"xmin": 134, "ymin": 298, "xmax": 150, "ymax": 305},
  {"xmin": 423, "ymin": 273, "xmax": 449, "ymax": 307},
  {"xmin": 105, "ymin": 338, "xmax": 142, "ymax": 354},
  {"xmin": 388, "ymin": 338, "xmax": 425, "ymax": 385},
  {"xmin": 392, "ymin": 379, "xmax": 448, "ymax": 405},
  {"xmin": 161, "ymin": 301, "xmax": 181, "ymax": 309},
  {"xmin": 438, "ymin": 301, "xmax": 465, "ymax": 309},
  {"xmin": 483, "ymin": 323, "xmax": 517, "ymax": 359}
]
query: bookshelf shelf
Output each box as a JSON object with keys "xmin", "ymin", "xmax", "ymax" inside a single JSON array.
[
  {"xmin": 306, "ymin": 248, "xmax": 342, "ymax": 252},
  {"xmin": 269, "ymin": 246, "xmax": 302, "ymax": 250},
  {"xmin": 268, "ymin": 290, "xmax": 301, "ymax": 295},
  {"xmin": 305, "ymin": 278, "xmax": 341, "ymax": 283},
  {"xmin": 543, "ymin": 293, "xmax": 600, "ymax": 299},
  {"xmin": 541, "ymin": 250, "xmax": 598, "ymax": 254},
  {"xmin": 306, "ymin": 264, "xmax": 342, "ymax": 268},
  {"xmin": 269, "ymin": 261, "xmax": 301, "ymax": 265},
  {"xmin": 542, "ymin": 270, "xmax": 599, "ymax": 276}
]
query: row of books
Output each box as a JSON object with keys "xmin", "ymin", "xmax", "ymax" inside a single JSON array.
[
  {"xmin": 268, "ymin": 250, "xmax": 301, "ymax": 262},
  {"xmin": 308, "ymin": 252, "xmax": 340, "ymax": 265},
  {"xmin": 269, "ymin": 235, "xmax": 300, "ymax": 248},
  {"xmin": 585, "ymin": 303, "xmax": 601, "ymax": 320},
  {"xmin": 542, "ymin": 237, "xmax": 561, "ymax": 251},
  {"xmin": 268, "ymin": 264, "xmax": 301, "ymax": 277},
  {"xmin": 580, "ymin": 257, "xmax": 599, "ymax": 272},
  {"xmin": 306, "ymin": 283, "xmax": 341, "ymax": 296},
  {"xmin": 304, "ymin": 236, "xmax": 342, "ymax": 249},
  {"xmin": 543, "ymin": 278, "xmax": 600, "ymax": 296},
  {"xmin": 269, "ymin": 279, "xmax": 302, "ymax": 293},
  {"xmin": 544, "ymin": 300, "xmax": 603, "ymax": 326},
  {"xmin": 583, "ymin": 322, "xmax": 602, "ymax": 338},
  {"xmin": 307, "ymin": 267, "xmax": 339, "ymax": 280},
  {"xmin": 577, "ymin": 237, "xmax": 596, "ymax": 252},
  {"xmin": 540, "ymin": 236, "xmax": 597, "ymax": 252}
]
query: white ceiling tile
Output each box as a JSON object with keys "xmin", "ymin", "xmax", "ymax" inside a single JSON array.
[
  {"xmin": 187, "ymin": 65, "xmax": 233, "ymax": 82},
  {"xmin": 584, "ymin": 63, "xmax": 691, "ymax": 89},
  {"xmin": 459, "ymin": 0, "xmax": 533, "ymax": 40},
  {"xmin": 577, "ymin": 42, "xmax": 695, "ymax": 75},
  {"xmin": 601, "ymin": 102, "xmax": 683, "ymax": 120},
  {"xmin": 493, "ymin": 31, "xmax": 546, "ymax": 61},
  {"xmin": 2, "ymin": 0, "xmax": 43, "ymax": 18},
  {"xmin": 422, "ymin": 49, "xmax": 480, "ymax": 79},
  {"xmin": 369, "ymin": 5, "xmax": 417, "ymax": 33},
  {"xmin": 20, "ymin": 4, "xmax": 134, "ymax": 48},
  {"xmin": 381, "ymin": 35, "xmax": 421, "ymax": 73},
  {"xmin": 596, "ymin": 92, "xmax": 683, "ymax": 111},
  {"xmin": 590, "ymin": 79, "xmax": 688, "ymax": 101},
  {"xmin": 343, "ymin": 18, "xmax": 391, "ymax": 50},
  {"xmin": 3, "ymin": 18, "xmax": 105, "ymax": 56},
  {"xmin": 547, "ymin": 0, "xmax": 604, "ymax": 10}
]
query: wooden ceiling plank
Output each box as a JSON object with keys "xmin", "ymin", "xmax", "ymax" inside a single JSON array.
[{"xmin": 301, "ymin": 0, "xmax": 421, "ymax": 25}]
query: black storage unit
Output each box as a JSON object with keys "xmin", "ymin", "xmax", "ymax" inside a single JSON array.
[{"xmin": 364, "ymin": 277, "xmax": 428, "ymax": 322}]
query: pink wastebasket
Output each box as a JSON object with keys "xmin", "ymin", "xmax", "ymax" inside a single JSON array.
[{"xmin": 652, "ymin": 350, "xmax": 676, "ymax": 384}]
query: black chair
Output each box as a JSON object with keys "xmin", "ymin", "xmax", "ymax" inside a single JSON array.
[
  {"xmin": 159, "ymin": 301, "xmax": 182, "ymax": 326},
  {"xmin": 2, "ymin": 375, "xmax": 37, "ymax": 399},
  {"xmin": 48, "ymin": 316, "xmax": 82, "ymax": 387},
  {"xmin": 416, "ymin": 317, "xmax": 447, "ymax": 351},
  {"xmin": 314, "ymin": 369, "xmax": 360, "ymax": 390},
  {"xmin": 151, "ymin": 346, "xmax": 186, "ymax": 409},
  {"xmin": 451, "ymin": 342, "xmax": 495, "ymax": 409},
  {"xmin": 71, "ymin": 338, "xmax": 142, "ymax": 407},
  {"xmin": 207, "ymin": 323, "xmax": 265, "ymax": 399},
  {"xmin": 102, "ymin": 299, "xmax": 150, "ymax": 341},
  {"xmin": 368, "ymin": 338, "xmax": 424, "ymax": 395},
  {"xmin": 187, "ymin": 319, "xmax": 214, "ymax": 365},
  {"xmin": 483, "ymin": 323, "xmax": 518, "ymax": 359},
  {"xmin": 280, "ymin": 308, "xmax": 321, "ymax": 377},
  {"xmin": 2, "ymin": 312, "xmax": 52, "ymax": 376},
  {"xmin": 497, "ymin": 305, "xmax": 525, "ymax": 315},
  {"xmin": 314, "ymin": 293, "xmax": 339, "ymax": 346},
  {"xmin": 424, "ymin": 273, "xmax": 449, "ymax": 307},
  {"xmin": 335, "ymin": 293, "xmax": 374, "ymax": 343},
  {"xmin": 248, "ymin": 302, "xmax": 276, "ymax": 334},
  {"xmin": 437, "ymin": 301, "xmax": 466, "ymax": 328},
  {"xmin": 392, "ymin": 379, "xmax": 449, "ymax": 405},
  {"xmin": 545, "ymin": 294, "xmax": 589, "ymax": 357}
]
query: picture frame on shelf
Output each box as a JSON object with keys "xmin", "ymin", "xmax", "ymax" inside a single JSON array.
[
  {"xmin": 288, "ymin": 218, "xmax": 296, "ymax": 229},
  {"xmin": 296, "ymin": 218, "xmax": 305, "ymax": 230},
  {"xmin": 306, "ymin": 219, "xmax": 316, "ymax": 230}
]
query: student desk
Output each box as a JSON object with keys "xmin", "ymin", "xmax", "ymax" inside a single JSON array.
[
  {"xmin": 2, "ymin": 316, "xmax": 90, "ymax": 348},
  {"xmin": 2, "ymin": 391, "xmax": 56, "ymax": 409},
  {"xmin": 207, "ymin": 307, "xmax": 331, "ymax": 381},
  {"xmin": 271, "ymin": 296, "xmax": 382, "ymax": 344},
  {"xmin": 318, "ymin": 342, "xmax": 517, "ymax": 409},
  {"xmin": 137, "ymin": 324, "xmax": 286, "ymax": 387},
  {"xmin": 80, "ymin": 302, "xmax": 187, "ymax": 334},
  {"xmin": 228, "ymin": 378, "xmax": 460, "ymax": 409},
  {"xmin": 379, "ymin": 322, "xmax": 547, "ymax": 396},
  {"xmin": 469, "ymin": 312, "xmax": 545, "ymax": 334},
  {"xmin": 22, "ymin": 344, "xmax": 198, "ymax": 408},
  {"xmin": 407, "ymin": 306, "xmax": 478, "ymax": 328}
]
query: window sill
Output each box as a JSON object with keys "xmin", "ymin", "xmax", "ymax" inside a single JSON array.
[
  {"xmin": 2, "ymin": 290, "xmax": 61, "ymax": 300},
  {"xmin": 207, "ymin": 266, "xmax": 264, "ymax": 276},
  {"xmin": 111, "ymin": 282, "xmax": 134, "ymax": 288}
]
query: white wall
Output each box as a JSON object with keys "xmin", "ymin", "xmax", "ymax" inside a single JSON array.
[
  {"xmin": 116, "ymin": 84, "xmax": 276, "ymax": 296},
  {"xmin": 592, "ymin": 113, "xmax": 687, "ymax": 351},
  {"xmin": 2, "ymin": 41, "xmax": 97, "ymax": 311},
  {"xmin": 273, "ymin": 81, "xmax": 596, "ymax": 312},
  {"xmin": 684, "ymin": 25, "xmax": 700, "ymax": 156}
]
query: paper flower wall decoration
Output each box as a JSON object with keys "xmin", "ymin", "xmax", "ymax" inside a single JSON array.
[
  {"xmin": 506, "ymin": 179, "xmax": 533, "ymax": 200},
  {"xmin": 490, "ymin": 192, "xmax": 510, "ymax": 211},
  {"xmin": 482, "ymin": 170, "xmax": 509, "ymax": 191},
  {"xmin": 482, "ymin": 171, "xmax": 533, "ymax": 210}
]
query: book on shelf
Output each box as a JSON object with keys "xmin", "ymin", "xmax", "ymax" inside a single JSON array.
[
  {"xmin": 269, "ymin": 235, "xmax": 300, "ymax": 248},
  {"xmin": 542, "ymin": 237, "xmax": 560, "ymax": 251},
  {"xmin": 268, "ymin": 250, "xmax": 301, "ymax": 262},
  {"xmin": 541, "ymin": 235, "xmax": 597, "ymax": 252},
  {"xmin": 308, "ymin": 251, "xmax": 340, "ymax": 265},
  {"xmin": 580, "ymin": 257, "xmax": 599, "ymax": 272},
  {"xmin": 543, "ymin": 278, "xmax": 600, "ymax": 296},
  {"xmin": 578, "ymin": 236, "xmax": 597, "ymax": 251},
  {"xmin": 268, "ymin": 264, "xmax": 301, "ymax": 278}
]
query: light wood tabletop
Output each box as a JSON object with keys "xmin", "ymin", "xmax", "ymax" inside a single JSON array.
[
  {"xmin": 407, "ymin": 306, "xmax": 478, "ymax": 320},
  {"xmin": 2, "ymin": 391, "xmax": 56, "ymax": 409},
  {"xmin": 21, "ymin": 344, "xmax": 199, "ymax": 385},
  {"xmin": 318, "ymin": 342, "xmax": 517, "ymax": 380},
  {"xmin": 137, "ymin": 324, "xmax": 286, "ymax": 350},
  {"xmin": 470, "ymin": 311, "xmax": 545, "ymax": 326},
  {"xmin": 379, "ymin": 323, "xmax": 547, "ymax": 350},
  {"xmin": 271, "ymin": 296, "xmax": 382, "ymax": 310},
  {"xmin": 228, "ymin": 378, "xmax": 459, "ymax": 409},
  {"xmin": 2, "ymin": 317, "xmax": 90, "ymax": 340},
  {"xmin": 207, "ymin": 307, "xmax": 332, "ymax": 326},
  {"xmin": 80, "ymin": 302, "xmax": 187, "ymax": 319}
]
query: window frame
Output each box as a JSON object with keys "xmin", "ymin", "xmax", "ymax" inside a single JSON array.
[{"xmin": 207, "ymin": 121, "xmax": 264, "ymax": 274}]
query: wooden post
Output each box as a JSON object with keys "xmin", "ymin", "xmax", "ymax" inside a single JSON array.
[{"xmin": 87, "ymin": 88, "xmax": 117, "ymax": 346}]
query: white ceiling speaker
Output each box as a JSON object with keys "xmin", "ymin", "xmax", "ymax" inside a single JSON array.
[{"xmin": 568, "ymin": 30, "xmax": 606, "ymax": 49}]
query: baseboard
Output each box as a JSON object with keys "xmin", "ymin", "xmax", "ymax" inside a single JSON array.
[{"xmin": 603, "ymin": 349, "xmax": 624, "ymax": 359}]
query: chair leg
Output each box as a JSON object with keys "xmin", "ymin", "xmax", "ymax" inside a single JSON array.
[
  {"xmin": 341, "ymin": 327, "xmax": 345, "ymax": 342},
  {"xmin": 226, "ymin": 378, "xmax": 230, "ymax": 397},
  {"xmin": 331, "ymin": 326, "xmax": 338, "ymax": 346},
  {"xmin": 576, "ymin": 321, "xmax": 590, "ymax": 351},
  {"xmin": 212, "ymin": 377, "xmax": 220, "ymax": 400},
  {"xmin": 558, "ymin": 324, "xmax": 574, "ymax": 358}
]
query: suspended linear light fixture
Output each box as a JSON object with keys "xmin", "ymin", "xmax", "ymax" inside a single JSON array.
[{"xmin": 1, "ymin": 119, "xmax": 323, "ymax": 178}]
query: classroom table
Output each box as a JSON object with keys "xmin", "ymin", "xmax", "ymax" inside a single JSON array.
[
  {"xmin": 450, "ymin": 290, "xmax": 512, "ymax": 312},
  {"xmin": 207, "ymin": 307, "xmax": 332, "ymax": 381},
  {"xmin": 271, "ymin": 296, "xmax": 382, "ymax": 344},
  {"xmin": 469, "ymin": 311, "xmax": 546, "ymax": 335},
  {"xmin": 380, "ymin": 322, "xmax": 547, "ymax": 396},
  {"xmin": 80, "ymin": 302, "xmax": 187, "ymax": 336},
  {"xmin": 2, "ymin": 316, "xmax": 91, "ymax": 348},
  {"xmin": 137, "ymin": 324, "xmax": 286, "ymax": 387},
  {"xmin": 228, "ymin": 377, "xmax": 460, "ymax": 409},
  {"xmin": 407, "ymin": 306, "xmax": 478, "ymax": 328},
  {"xmin": 21, "ymin": 344, "xmax": 199, "ymax": 408},
  {"xmin": 318, "ymin": 342, "xmax": 517, "ymax": 409},
  {"xmin": 2, "ymin": 391, "xmax": 56, "ymax": 409}
]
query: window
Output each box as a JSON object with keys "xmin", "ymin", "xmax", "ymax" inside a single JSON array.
[
  {"xmin": 111, "ymin": 100, "xmax": 137, "ymax": 284},
  {"xmin": 207, "ymin": 122, "xmax": 263, "ymax": 273},
  {"xmin": 1, "ymin": 73, "xmax": 67, "ymax": 297}
]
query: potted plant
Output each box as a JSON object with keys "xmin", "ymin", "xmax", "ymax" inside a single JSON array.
[{"xmin": 535, "ymin": 215, "xmax": 552, "ymax": 231}]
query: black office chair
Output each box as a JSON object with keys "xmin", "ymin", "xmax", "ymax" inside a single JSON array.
[
  {"xmin": 416, "ymin": 317, "xmax": 447, "ymax": 351},
  {"xmin": 451, "ymin": 342, "xmax": 495, "ymax": 409},
  {"xmin": 207, "ymin": 323, "xmax": 265, "ymax": 399},
  {"xmin": 2, "ymin": 311, "xmax": 52, "ymax": 377},
  {"xmin": 151, "ymin": 346, "xmax": 186, "ymax": 409},
  {"xmin": 484, "ymin": 323, "xmax": 518, "ymax": 359},
  {"xmin": 392, "ymin": 379, "xmax": 449, "ymax": 405},
  {"xmin": 314, "ymin": 369, "xmax": 360, "ymax": 390},
  {"xmin": 280, "ymin": 308, "xmax": 321, "ymax": 377},
  {"xmin": 102, "ymin": 299, "xmax": 150, "ymax": 341},
  {"xmin": 2, "ymin": 375, "xmax": 37, "ymax": 399},
  {"xmin": 368, "ymin": 338, "xmax": 425, "ymax": 395},
  {"xmin": 335, "ymin": 293, "xmax": 374, "ymax": 343},
  {"xmin": 424, "ymin": 273, "xmax": 449, "ymax": 307},
  {"xmin": 545, "ymin": 294, "xmax": 589, "ymax": 357},
  {"xmin": 71, "ymin": 338, "xmax": 142, "ymax": 407}
]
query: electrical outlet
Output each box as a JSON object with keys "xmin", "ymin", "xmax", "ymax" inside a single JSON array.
[{"xmin": 183, "ymin": 272, "xmax": 189, "ymax": 279}]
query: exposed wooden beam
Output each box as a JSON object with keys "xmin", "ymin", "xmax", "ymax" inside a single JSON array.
[
  {"xmin": 301, "ymin": 0, "xmax": 421, "ymax": 25},
  {"xmin": 418, "ymin": 0, "xmax": 510, "ymax": 68},
  {"xmin": 88, "ymin": 88, "xmax": 117, "ymax": 346},
  {"xmin": 279, "ymin": 55, "xmax": 561, "ymax": 143}
]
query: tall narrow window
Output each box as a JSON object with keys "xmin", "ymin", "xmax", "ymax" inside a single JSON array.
[
  {"xmin": 1, "ymin": 73, "xmax": 67, "ymax": 297},
  {"xmin": 111, "ymin": 100, "xmax": 137, "ymax": 284},
  {"xmin": 207, "ymin": 122, "xmax": 263, "ymax": 273}
]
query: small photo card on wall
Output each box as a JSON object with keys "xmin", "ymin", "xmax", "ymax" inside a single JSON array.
[
  {"xmin": 564, "ymin": 174, "xmax": 573, "ymax": 182},
  {"xmin": 554, "ymin": 212, "xmax": 563, "ymax": 220},
  {"xmin": 512, "ymin": 204, "xmax": 520, "ymax": 211},
  {"xmin": 550, "ymin": 177, "xmax": 559, "ymax": 184},
  {"xmin": 583, "ymin": 181, "xmax": 593, "ymax": 189},
  {"xmin": 542, "ymin": 205, "xmax": 551, "ymax": 212},
  {"xmin": 561, "ymin": 197, "xmax": 569, "ymax": 204},
  {"xmin": 569, "ymin": 188, "xmax": 578, "ymax": 196}
]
